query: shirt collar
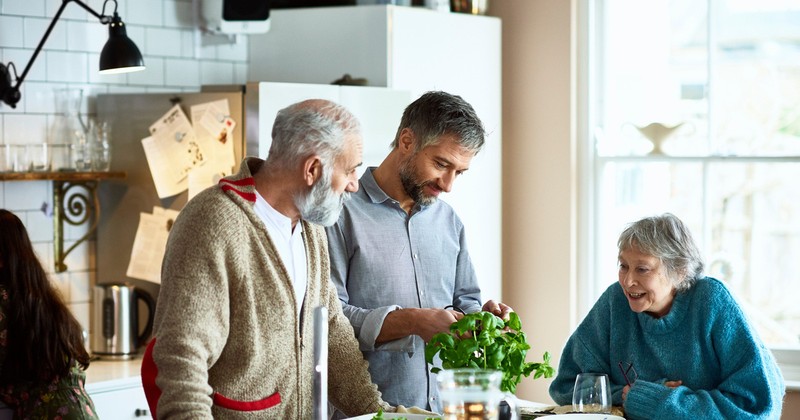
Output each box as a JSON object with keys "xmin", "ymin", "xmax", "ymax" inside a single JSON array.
[
  {"xmin": 360, "ymin": 167, "xmax": 392, "ymax": 204},
  {"xmin": 254, "ymin": 189, "xmax": 304, "ymax": 239}
]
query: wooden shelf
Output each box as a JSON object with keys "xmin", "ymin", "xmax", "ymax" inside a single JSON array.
[
  {"xmin": 0, "ymin": 171, "xmax": 126, "ymax": 181},
  {"xmin": 0, "ymin": 171, "xmax": 127, "ymax": 272}
]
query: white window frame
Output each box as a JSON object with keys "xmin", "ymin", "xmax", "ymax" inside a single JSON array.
[{"xmin": 576, "ymin": 0, "xmax": 800, "ymax": 390}]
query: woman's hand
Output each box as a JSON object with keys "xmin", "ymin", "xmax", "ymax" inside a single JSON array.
[{"xmin": 622, "ymin": 379, "xmax": 682, "ymax": 402}]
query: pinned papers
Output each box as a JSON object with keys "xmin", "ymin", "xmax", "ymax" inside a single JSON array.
[
  {"xmin": 126, "ymin": 207, "xmax": 180, "ymax": 284},
  {"xmin": 141, "ymin": 101, "xmax": 236, "ymax": 199},
  {"xmin": 191, "ymin": 99, "xmax": 236, "ymax": 172}
]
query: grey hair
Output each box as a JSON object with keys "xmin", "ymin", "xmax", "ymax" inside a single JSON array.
[
  {"xmin": 617, "ymin": 213, "xmax": 704, "ymax": 292},
  {"xmin": 266, "ymin": 99, "xmax": 361, "ymax": 171},
  {"xmin": 390, "ymin": 91, "xmax": 485, "ymax": 153}
]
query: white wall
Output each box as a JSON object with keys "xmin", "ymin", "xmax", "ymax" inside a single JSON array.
[
  {"xmin": 0, "ymin": 0, "xmax": 248, "ymax": 331},
  {"xmin": 491, "ymin": 0, "xmax": 578, "ymax": 405}
]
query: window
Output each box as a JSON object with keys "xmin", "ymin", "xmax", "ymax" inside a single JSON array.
[{"xmin": 583, "ymin": 0, "xmax": 800, "ymax": 381}]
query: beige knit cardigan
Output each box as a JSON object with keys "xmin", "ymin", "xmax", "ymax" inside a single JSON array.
[{"xmin": 149, "ymin": 158, "xmax": 389, "ymax": 419}]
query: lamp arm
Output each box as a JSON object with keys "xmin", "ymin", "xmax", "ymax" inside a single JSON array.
[{"xmin": 12, "ymin": 0, "xmax": 109, "ymax": 90}]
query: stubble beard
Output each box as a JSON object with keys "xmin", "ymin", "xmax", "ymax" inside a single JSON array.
[{"xmin": 399, "ymin": 155, "xmax": 438, "ymax": 207}]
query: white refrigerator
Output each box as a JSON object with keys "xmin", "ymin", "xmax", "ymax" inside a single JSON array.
[{"xmin": 95, "ymin": 82, "xmax": 412, "ymax": 300}]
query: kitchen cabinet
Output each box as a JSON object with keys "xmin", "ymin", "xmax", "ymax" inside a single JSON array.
[
  {"xmin": 249, "ymin": 5, "xmax": 503, "ymax": 300},
  {"xmin": 95, "ymin": 84, "xmax": 408, "ymax": 301},
  {"xmin": 85, "ymin": 359, "xmax": 149, "ymax": 419},
  {"xmin": 90, "ymin": 385, "xmax": 149, "ymax": 419},
  {"xmin": 254, "ymin": 82, "xmax": 411, "ymax": 176},
  {"xmin": 96, "ymin": 89, "xmax": 248, "ymax": 301}
]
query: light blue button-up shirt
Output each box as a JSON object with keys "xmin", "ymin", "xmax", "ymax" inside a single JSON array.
[{"xmin": 326, "ymin": 167, "xmax": 482, "ymax": 413}]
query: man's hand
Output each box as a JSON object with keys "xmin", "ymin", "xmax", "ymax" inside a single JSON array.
[
  {"xmin": 414, "ymin": 308, "xmax": 463, "ymax": 342},
  {"xmin": 377, "ymin": 308, "xmax": 463, "ymax": 344},
  {"xmin": 482, "ymin": 300, "xmax": 513, "ymax": 320}
]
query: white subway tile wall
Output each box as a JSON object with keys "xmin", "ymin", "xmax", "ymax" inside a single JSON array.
[{"xmin": 0, "ymin": 0, "xmax": 249, "ymax": 332}]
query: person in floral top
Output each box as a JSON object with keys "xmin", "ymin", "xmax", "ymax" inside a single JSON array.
[{"xmin": 0, "ymin": 209, "xmax": 97, "ymax": 419}]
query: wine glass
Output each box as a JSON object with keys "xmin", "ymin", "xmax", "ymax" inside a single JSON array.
[{"xmin": 572, "ymin": 372, "xmax": 612, "ymax": 414}]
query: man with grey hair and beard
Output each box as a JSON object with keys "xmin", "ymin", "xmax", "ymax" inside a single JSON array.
[
  {"xmin": 141, "ymin": 99, "xmax": 395, "ymax": 419},
  {"xmin": 326, "ymin": 91, "xmax": 514, "ymax": 414}
]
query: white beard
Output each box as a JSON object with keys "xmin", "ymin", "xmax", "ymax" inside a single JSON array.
[{"xmin": 295, "ymin": 174, "xmax": 348, "ymax": 226}]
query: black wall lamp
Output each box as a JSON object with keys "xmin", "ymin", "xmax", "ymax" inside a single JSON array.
[{"xmin": 0, "ymin": 0, "xmax": 145, "ymax": 109}]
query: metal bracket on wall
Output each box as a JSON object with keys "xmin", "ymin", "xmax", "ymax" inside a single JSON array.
[
  {"xmin": 53, "ymin": 179, "xmax": 99, "ymax": 272},
  {"xmin": 0, "ymin": 171, "xmax": 126, "ymax": 272}
]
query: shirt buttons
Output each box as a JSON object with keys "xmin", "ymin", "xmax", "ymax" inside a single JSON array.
[{"xmin": 414, "ymin": 253, "xmax": 418, "ymax": 259}]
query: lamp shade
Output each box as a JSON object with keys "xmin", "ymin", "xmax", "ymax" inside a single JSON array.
[{"xmin": 99, "ymin": 14, "xmax": 145, "ymax": 74}]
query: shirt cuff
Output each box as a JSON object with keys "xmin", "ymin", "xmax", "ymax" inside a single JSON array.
[{"xmin": 357, "ymin": 305, "xmax": 416, "ymax": 353}]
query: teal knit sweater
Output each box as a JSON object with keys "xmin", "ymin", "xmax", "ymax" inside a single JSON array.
[{"xmin": 549, "ymin": 277, "xmax": 785, "ymax": 419}]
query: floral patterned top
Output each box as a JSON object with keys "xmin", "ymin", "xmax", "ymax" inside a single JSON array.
[{"xmin": 0, "ymin": 285, "xmax": 98, "ymax": 420}]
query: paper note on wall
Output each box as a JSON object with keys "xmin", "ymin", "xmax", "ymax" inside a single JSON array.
[
  {"xmin": 126, "ymin": 207, "xmax": 180, "ymax": 284},
  {"xmin": 188, "ymin": 165, "xmax": 225, "ymax": 201},
  {"xmin": 142, "ymin": 105, "xmax": 209, "ymax": 198},
  {"xmin": 191, "ymin": 99, "xmax": 237, "ymax": 174}
]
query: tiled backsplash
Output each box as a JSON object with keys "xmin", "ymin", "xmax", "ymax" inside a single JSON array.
[{"xmin": 0, "ymin": 0, "xmax": 249, "ymax": 331}]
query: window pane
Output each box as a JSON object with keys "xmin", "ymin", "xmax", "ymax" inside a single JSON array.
[
  {"xmin": 596, "ymin": 162, "xmax": 705, "ymax": 297},
  {"xmin": 712, "ymin": 1, "xmax": 800, "ymax": 155},
  {"xmin": 595, "ymin": 0, "xmax": 709, "ymax": 156},
  {"xmin": 707, "ymin": 163, "xmax": 800, "ymax": 344},
  {"xmin": 591, "ymin": 0, "xmax": 800, "ymax": 348}
]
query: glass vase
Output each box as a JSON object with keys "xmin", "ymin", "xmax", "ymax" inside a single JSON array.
[{"xmin": 50, "ymin": 88, "xmax": 88, "ymax": 171}]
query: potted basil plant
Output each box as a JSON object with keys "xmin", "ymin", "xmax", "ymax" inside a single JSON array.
[{"xmin": 425, "ymin": 311, "xmax": 555, "ymax": 418}]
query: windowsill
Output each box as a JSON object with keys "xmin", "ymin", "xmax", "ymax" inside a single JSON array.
[
  {"xmin": 772, "ymin": 347, "xmax": 800, "ymax": 391},
  {"xmin": 595, "ymin": 155, "xmax": 800, "ymax": 162}
]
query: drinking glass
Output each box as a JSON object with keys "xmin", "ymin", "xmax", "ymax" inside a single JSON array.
[
  {"xmin": 572, "ymin": 372, "xmax": 612, "ymax": 414},
  {"xmin": 28, "ymin": 143, "xmax": 51, "ymax": 172},
  {"xmin": 88, "ymin": 120, "xmax": 112, "ymax": 171},
  {"xmin": 50, "ymin": 143, "xmax": 74, "ymax": 171},
  {"xmin": 7, "ymin": 144, "xmax": 28, "ymax": 172},
  {"xmin": 0, "ymin": 145, "xmax": 9, "ymax": 173}
]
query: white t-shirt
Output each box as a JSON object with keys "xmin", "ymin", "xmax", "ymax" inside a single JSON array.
[{"xmin": 253, "ymin": 190, "xmax": 307, "ymax": 315}]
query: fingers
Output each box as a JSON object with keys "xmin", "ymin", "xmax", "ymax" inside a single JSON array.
[
  {"xmin": 482, "ymin": 300, "xmax": 500, "ymax": 314},
  {"xmin": 664, "ymin": 380, "xmax": 683, "ymax": 388},
  {"xmin": 446, "ymin": 309, "xmax": 464, "ymax": 320},
  {"xmin": 482, "ymin": 300, "xmax": 514, "ymax": 319},
  {"xmin": 498, "ymin": 303, "xmax": 514, "ymax": 319},
  {"xmin": 622, "ymin": 384, "xmax": 630, "ymax": 401}
]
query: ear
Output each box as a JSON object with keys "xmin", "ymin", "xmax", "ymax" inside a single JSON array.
[
  {"xmin": 302, "ymin": 155, "xmax": 323, "ymax": 187},
  {"xmin": 398, "ymin": 128, "xmax": 416, "ymax": 155}
]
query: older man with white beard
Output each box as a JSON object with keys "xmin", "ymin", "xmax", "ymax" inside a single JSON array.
[{"xmin": 141, "ymin": 99, "xmax": 395, "ymax": 419}]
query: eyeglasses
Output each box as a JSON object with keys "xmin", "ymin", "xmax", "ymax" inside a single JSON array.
[{"xmin": 617, "ymin": 361, "xmax": 638, "ymax": 387}]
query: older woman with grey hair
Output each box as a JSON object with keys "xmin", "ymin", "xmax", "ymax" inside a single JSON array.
[{"xmin": 549, "ymin": 213, "xmax": 785, "ymax": 419}]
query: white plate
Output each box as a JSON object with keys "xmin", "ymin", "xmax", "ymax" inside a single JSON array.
[
  {"xmin": 538, "ymin": 414, "xmax": 625, "ymax": 420},
  {"xmin": 345, "ymin": 413, "xmax": 441, "ymax": 420}
]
